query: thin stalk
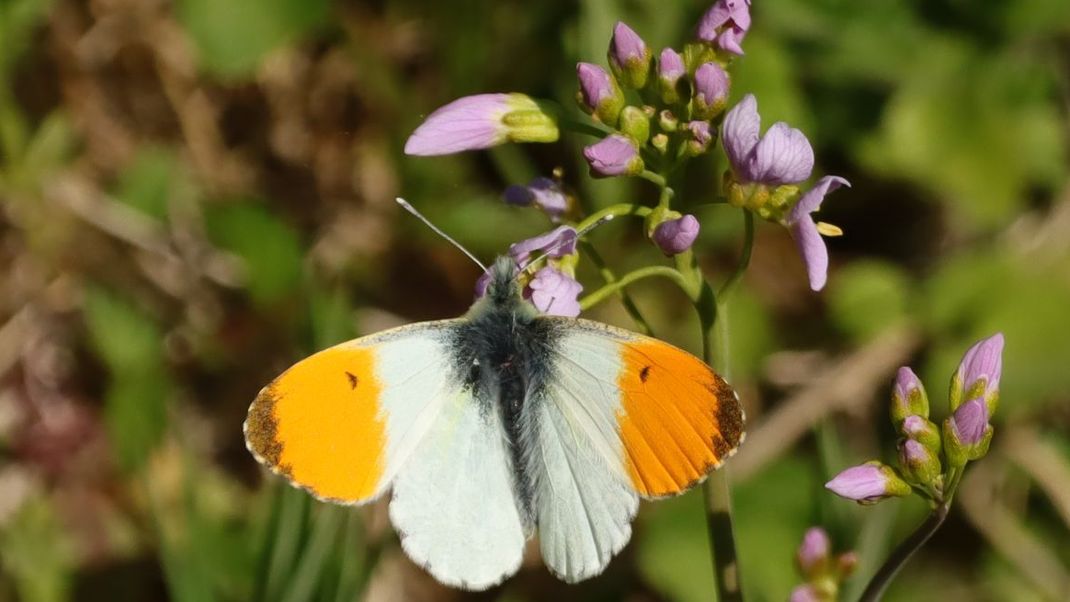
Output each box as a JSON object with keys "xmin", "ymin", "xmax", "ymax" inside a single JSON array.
[
  {"xmin": 579, "ymin": 266, "xmax": 690, "ymax": 310},
  {"xmin": 575, "ymin": 202, "xmax": 651, "ymax": 232},
  {"xmin": 858, "ymin": 504, "xmax": 950, "ymax": 602},
  {"xmin": 579, "ymin": 240, "xmax": 654, "ymax": 335},
  {"xmin": 558, "ymin": 114, "xmax": 616, "ymax": 138},
  {"xmin": 704, "ymin": 287, "xmax": 743, "ymax": 602},
  {"xmin": 700, "ymin": 208, "xmax": 756, "ymax": 602},
  {"xmin": 717, "ymin": 211, "xmax": 754, "ymax": 299}
]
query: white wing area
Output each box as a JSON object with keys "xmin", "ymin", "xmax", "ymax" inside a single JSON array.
[
  {"xmin": 389, "ymin": 390, "xmax": 527, "ymax": 590},
  {"xmin": 372, "ymin": 328, "xmax": 456, "ymax": 491},
  {"xmin": 529, "ymin": 325, "xmax": 640, "ymax": 582}
]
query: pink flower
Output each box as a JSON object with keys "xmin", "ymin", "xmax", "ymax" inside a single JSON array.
[
  {"xmin": 583, "ymin": 134, "xmax": 643, "ymax": 177},
  {"xmin": 652, "ymin": 215, "xmax": 700, "ymax": 256},
  {"xmin": 723, "ymin": 94, "xmax": 814, "ymax": 186},
  {"xmin": 405, "ymin": 93, "xmax": 557, "ymax": 156},
  {"xmin": 785, "ymin": 175, "xmax": 851, "ymax": 291},
  {"xmin": 797, "ymin": 528, "xmax": 830, "ymax": 574},
  {"xmin": 696, "ymin": 0, "xmax": 752, "ymax": 55},
  {"xmin": 825, "ymin": 463, "xmax": 909, "ymax": 503},
  {"xmin": 527, "ymin": 267, "xmax": 583, "ymax": 317}
]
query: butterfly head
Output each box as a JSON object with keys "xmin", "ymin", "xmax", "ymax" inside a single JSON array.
[{"xmin": 483, "ymin": 256, "xmax": 523, "ymax": 307}]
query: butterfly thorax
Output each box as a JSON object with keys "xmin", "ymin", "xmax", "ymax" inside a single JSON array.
[{"xmin": 449, "ymin": 256, "xmax": 560, "ymax": 527}]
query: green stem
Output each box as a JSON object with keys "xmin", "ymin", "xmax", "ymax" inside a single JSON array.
[
  {"xmin": 579, "ymin": 266, "xmax": 690, "ymax": 310},
  {"xmin": 858, "ymin": 504, "xmax": 950, "ymax": 602},
  {"xmin": 703, "ymin": 285, "xmax": 743, "ymax": 602},
  {"xmin": 718, "ymin": 211, "xmax": 755, "ymax": 299},
  {"xmin": 558, "ymin": 114, "xmax": 616, "ymax": 139},
  {"xmin": 639, "ymin": 169, "xmax": 668, "ymax": 188},
  {"xmin": 575, "ymin": 202, "xmax": 651, "ymax": 232},
  {"xmin": 700, "ymin": 209, "xmax": 756, "ymax": 602},
  {"xmin": 579, "ymin": 241, "xmax": 654, "ymax": 335}
]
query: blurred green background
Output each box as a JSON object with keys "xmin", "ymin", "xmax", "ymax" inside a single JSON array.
[{"xmin": 1, "ymin": 0, "xmax": 1069, "ymax": 600}]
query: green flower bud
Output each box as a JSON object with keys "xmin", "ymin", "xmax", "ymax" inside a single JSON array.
[
  {"xmin": 651, "ymin": 133, "xmax": 669, "ymax": 154},
  {"xmin": 501, "ymin": 96, "xmax": 559, "ymax": 144},
  {"xmin": 891, "ymin": 367, "xmax": 929, "ymax": 423},
  {"xmin": 898, "ymin": 439, "xmax": 942, "ymax": 488},
  {"xmin": 658, "ymin": 109, "xmax": 679, "ymax": 133},
  {"xmin": 618, "ymin": 106, "xmax": 650, "ymax": 146},
  {"xmin": 900, "ymin": 415, "xmax": 942, "ymax": 454}
]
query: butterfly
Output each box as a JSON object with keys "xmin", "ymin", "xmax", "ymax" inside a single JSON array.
[{"xmin": 244, "ymin": 218, "xmax": 745, "ymax": 590}]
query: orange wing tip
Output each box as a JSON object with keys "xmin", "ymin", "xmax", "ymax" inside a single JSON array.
[
  {"xmin": 246, "ymin": 346, "xmax": 389, "ymax": 506},
  {"xmin": 244, "ymin": 385, "xmax": 286, "ymax": 473},
  {"xmin": 617, "ymin": 340, "xmax": 747, "ymax": 498}
]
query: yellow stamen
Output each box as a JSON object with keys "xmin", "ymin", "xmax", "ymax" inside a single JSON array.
[{"xmin": 816, "ymin": 221, "xmax": 843, "ymax": 237}]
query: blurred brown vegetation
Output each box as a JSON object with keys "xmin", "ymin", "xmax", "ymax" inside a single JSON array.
[{"xmin": 1, "ymin": 0, "xmax": 1069, "ymax": 601}]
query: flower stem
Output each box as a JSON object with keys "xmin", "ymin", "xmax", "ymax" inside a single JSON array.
[
  {"xmin": 858, "ymin": 504, "xmax": 950, "ymax": 602},
  {"xmin": 718, "ymin": 211, "xmax": 754, "ymax": 299},
  {"xmin": 575, "ymin": 203, "xmax": 651, "ymax": 232},
  {"xmin": 579, "ymin": 266, "xmax": 690, "ymax": 311},
  {"xmin": 702, "ymin": 279, "xmax": 744, "ymax": 602},
  {"xmin": 578, "ymin": 240, "xmax": 654, "ymax": 336}
]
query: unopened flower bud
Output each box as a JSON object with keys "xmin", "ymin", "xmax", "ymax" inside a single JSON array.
[
  {"xmin": 576, "ymin": 62, "xmax": 624, "ymax": 125},
  {"xmin": 797, "ymin": 527, "xmax": 830, "ymax": 576},
  {"xmin": 692, "ymin": 62, "xmax": 729, "ymax": 119},
  {"xmin": 825, "ymin": 462, "xmax": 911, "ymax": 504},
  {"xmin": 657, "ymin": 47, "xmax": 686, "ymax": 104},
  {"xmin": 891, "ymin": 366, "xmax": 929, "ymax": 423},
  {"xmin": 944, "ymin": 398, "xmax": 994, "ymax": 465},
  {"xmin": 789, "ymin": 584, "xmax": 822, "ymax": 602},
  {"xmin": 405, "ymin": 93, "xmax": 558, "ymax": 155},
  {"xmin": 608, "ymin": 22, "xmax": 652, "ymax": 89},
  {"xmin": 658, "ymin": 109, "xmax": 679, "ymax": 132},
  {"xmin": 583, "ymin": 135, "xmax": 643, "ymax": 177},
  {"xmin": 685, "ymin": 121, "xmax": 713, "ymax": 156},
  {"xmin": 618, "ymin": 106, "xmax": 651, "ymax": 146},
  {"xmin": 950, "ymin": 333, "xmax": 1004, "ymax": 413},
  {"xmin": 900, "ymin": 415, "xmax": 941, "ymax": 452},
  {"xmin": 898, "ymin": 439, "xmax": 941, "ymax": 487},
  {"xmin": 835, "ymin": 552, "xmax": 859, "ymax": 578},
  {"xmin": 652, "ymin": 214, "xmax": 700, "ymax": 256},
  {"xmin": 502, "ymin": 176, "xmax": 569, "ymax": 220},
  {"xmin": 651, "ymin": 133, "xmax": 669, "ymax": 154}
]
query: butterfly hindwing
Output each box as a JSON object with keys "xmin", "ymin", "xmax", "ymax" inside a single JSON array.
[{"xmin": 390, "ymin": 384, "xmax": 527, "ymax": 590}]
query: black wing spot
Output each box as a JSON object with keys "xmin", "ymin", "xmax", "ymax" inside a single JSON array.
[
  {"xmin": 345, "ymin": 371, "xmax": 359, "ymax": 389},
  {"xmin": 639, "ymin": 365, "xmax": 652, "ymax": 383}
]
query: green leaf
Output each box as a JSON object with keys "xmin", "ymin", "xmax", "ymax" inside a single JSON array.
[
  {"xmin": 84, "ymin": 287, "xmax": 170, "ymax": 471},
  {"xmin": 829, "ymin": 260, "xmax": 911, "ymax": 343},
  {"xmin": 176, "ymin": 0, "xmax": 331, "ymax": 78},
  {"xmin": 114, "ymin": 146, "xmax": 182, "ymax": 221},
  {"xmin": 0, "ymin": 495, "xmax": 73, "ymax": 602},
  {"xmin": 857, "ymin": 45, "xmax": 1067, "ymax": 228},
  {"xmin": 204, "ymin": 200, "xmax": 304, "ymax": 305},
  {"xmin": 84, "ymin": 286, "xmax": 163, "ymax": 373}
]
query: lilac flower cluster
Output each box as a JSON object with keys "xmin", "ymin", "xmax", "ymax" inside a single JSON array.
[
  {"xmin": 827, "ymin": 333, "xmax": 1004, "ymax": 504},
  {"xmin": 789, "ymin": 527, "xmax": 857, "ymax": 602},
  {"xmin": 401, "ymin": 0, "xmax": 848, "ymax": 317}
]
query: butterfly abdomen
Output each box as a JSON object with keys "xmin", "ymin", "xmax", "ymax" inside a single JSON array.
[{"xmin": 446, "ymin": 301, "xmax": 563, "ymax": 529}]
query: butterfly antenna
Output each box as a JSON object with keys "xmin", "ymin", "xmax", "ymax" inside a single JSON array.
[
  {"xmin": 396, "ymin": 198, "xmax": 488, "ymax": 272},
  {"xmin": 519, "ymin": 214, "xmax": 615, "ymax": 275}
]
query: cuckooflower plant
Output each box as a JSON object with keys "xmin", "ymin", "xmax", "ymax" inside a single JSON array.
[
  {"xmin": 403, "ymin": 1, "xmax": 868, "ymax": 598},
  {"xmin": 826, "ymin": 333, "xmax": 1005, "ymax": 601}
]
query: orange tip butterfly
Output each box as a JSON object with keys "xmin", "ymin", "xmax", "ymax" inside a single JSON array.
[{"xmin": 243, "ymin": 199, "xmax": 745, "ymax": 590}]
